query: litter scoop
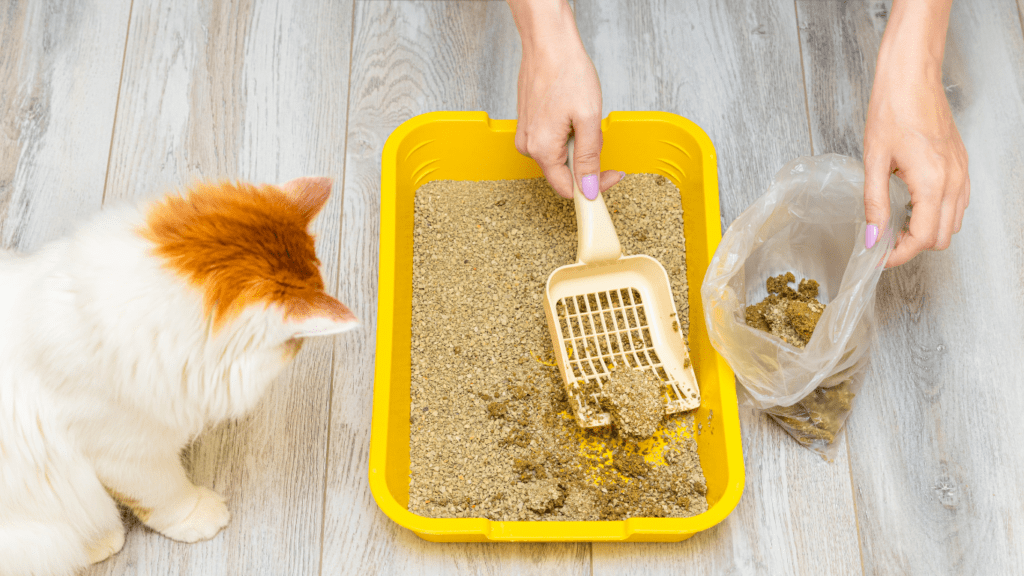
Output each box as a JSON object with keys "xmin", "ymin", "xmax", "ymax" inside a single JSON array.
[{"xmin": 543, "ymin": 138, "xmax": 701, "ymax": 429}]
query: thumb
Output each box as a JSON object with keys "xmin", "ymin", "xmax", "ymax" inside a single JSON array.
[
  {"xmin": 572, "ymin": 117, "xmax": 603, "ymax": 200},
  {"xmin": 863, "ymin": 153, "xmax": 893, "ymax": 249}
]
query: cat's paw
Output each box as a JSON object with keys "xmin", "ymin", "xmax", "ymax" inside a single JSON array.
[
  {"xmin": 86, "ymin": 528, "xmax": 125, "ymax": 564},
  {"xmin": 157, "ymin": 486, "xmax": 230, "ymax": 543}
]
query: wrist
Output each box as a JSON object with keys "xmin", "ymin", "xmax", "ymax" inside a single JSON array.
[
  {"xmin": 877, "ymin": 0, "xmax": 950, "ymax": 81},
  {"xmin": 507, "ymin": 0, "xmax": 580, "ymax": 57}
]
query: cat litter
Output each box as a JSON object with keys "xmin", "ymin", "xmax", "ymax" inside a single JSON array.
[{"xmin": 406, "ymin": 174, "xmax": 708, "ymax": 521}]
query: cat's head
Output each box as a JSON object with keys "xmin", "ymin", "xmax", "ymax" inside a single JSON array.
[{"xmin": 140, "ymin": 176, "xmax": 358, "ymax": 348}]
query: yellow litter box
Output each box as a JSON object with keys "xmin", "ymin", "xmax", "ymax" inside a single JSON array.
[{"xmin": 370, "ymin": 111, "xmax": 743, "ymax": 542}]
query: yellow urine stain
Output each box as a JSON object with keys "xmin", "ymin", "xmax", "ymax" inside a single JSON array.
[
  {"xmin": 530, "ymin": 349, "xmax": 558, "ymax": 367},
  {"xmin": 559, "ymin": 410, "xmax": 695, "ymax": 487}
]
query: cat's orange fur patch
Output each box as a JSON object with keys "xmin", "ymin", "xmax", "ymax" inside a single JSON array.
[
  {"xmin": 140, "ymin": 179, "xmax": 346, "ymax": 329},
  {"xmin": 106, "ymin": 487, "xmax": 152, "ymax": 523}
]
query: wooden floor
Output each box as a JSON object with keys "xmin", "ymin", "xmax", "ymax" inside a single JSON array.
[{"xmin": 2, "ymin": 0, "xmax": 1023, "ymax": 573}]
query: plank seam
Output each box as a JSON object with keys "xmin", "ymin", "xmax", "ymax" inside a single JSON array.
[
  {"xmin": 101, "ymin": 0, "xmax": 134, "ymax": 205},
  {"xmin": 1017, "ymin": 0, "xmax": 1024, "ymax": 46},
  {"xmin": 793, "ymin": 0, "xmax": 815, "ymax": 155},
  {"xmin": 845, "ymin": 428, "xmax": 867, "ymax": 576},
  {"xmin": 318, "ymin": 1, "xmax": 358, "ymax": 574}
]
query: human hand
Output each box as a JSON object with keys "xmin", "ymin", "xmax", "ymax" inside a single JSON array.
[
  {"xmin": 862, "ymin": 0, "xmax": 969, "ymax": 268},
  {"xmin": 507, "ymin": 0, "xmax": 623, "ymax": 199}
]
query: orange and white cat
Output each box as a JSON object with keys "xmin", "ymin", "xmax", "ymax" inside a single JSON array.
[{"xmin": 0, "ymin": 177, "xmax": 357, "ymax": 576}]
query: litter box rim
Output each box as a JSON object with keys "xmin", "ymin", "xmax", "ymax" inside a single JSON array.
[{"xmin": 370, "ymin": 110, "xmax": 744, "ymax": 543}]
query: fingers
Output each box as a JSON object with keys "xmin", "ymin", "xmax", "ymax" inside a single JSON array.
[
  {"xmin": 933, "ymin": 199, "xmax": 956, "ymax": 251},
  {"xmin": 539, "ymin": 161, "xmax": 575, "ymax": 199},
  {"xmin": 571, "ymin": 115, "xmax": 604, "ymax": 199},
  {"xmin": 861, "ymin": 68, "xmax": 971, "ymax": 266},
  {"xmin": 885, "ymin": 195, "xmax": 940, "ymax": 268},
  {"xmin": 862, "ymin": 152, "xmax": 893, "ymax": 249},
  {"xmin": 514, "ymin": 127, "xmax": 528, "ymax": 161},
  {"xmin": 954, "ymin": 170, "xmax": 970, "ymax": 234},
  {"xmin": 517, "ymin": 124, "xmax": 574, "ymax": 198},
  {"xmin": 935, "ymin": 143, "xmax": 970, "ymax": 247},
  {"xmin": 885, "ymin": 148, "xmax": 970, "ymax": 266},
  {"xmin": 533, "ymin": 165, "xmax": 622, "ymax": 200},
  {"xmin": 515, "ymin": 121, "xmax": 622, "ymax": 199},
  {"xmin": 599, "ymin": 169, "xmax": 625, "ymax": 193}
]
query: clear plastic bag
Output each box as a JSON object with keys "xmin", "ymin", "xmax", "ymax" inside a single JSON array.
[{"xmin": 701, "ymin": 154, "xmax": 909, "ymax": 459}]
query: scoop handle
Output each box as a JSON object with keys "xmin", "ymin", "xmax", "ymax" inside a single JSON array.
[{"xmin": 567, "ymin": 137, "xmax": 622, "ymax": 264}]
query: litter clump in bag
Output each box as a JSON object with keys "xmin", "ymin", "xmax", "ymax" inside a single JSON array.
[{"xmin": 701, "ymin": 154, "xmax": 909, "ymax": 460}]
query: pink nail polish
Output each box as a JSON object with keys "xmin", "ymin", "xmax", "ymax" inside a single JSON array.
[
  {"xmin": 865, "ymin": 224, "xmax": 879, "ymax": 249},
  {"xmin": 582, "ymin": 174, "xmax": 599, "ymax": 200}
]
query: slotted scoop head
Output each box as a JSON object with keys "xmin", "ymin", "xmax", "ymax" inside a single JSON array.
[{"xmin": 542, "ymin": 139, "xmax": 700, "ymax": 428}]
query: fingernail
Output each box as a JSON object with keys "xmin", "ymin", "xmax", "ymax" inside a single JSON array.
[
  {"xmin": 618, "ymin": 171, "xmax": 626, "ymax": 181},
  {"xmin": 865, "ymin": 224, "xmax": 879, "ymax": 249},
  {"xmin": 582, "ymin": 174, "xmax": 599, "ymax": 200}
]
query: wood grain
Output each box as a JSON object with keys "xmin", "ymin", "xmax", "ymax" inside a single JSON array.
[
  {"xmin": 7, "ymin": 0, "xmax": 1024, "ymax": 572},
  {"xmin": 796, "ymin": 0, "xmax": 886, "ymax": 158},
  {"xmin": 0, "ymin": 0, "xmax": 131, "ymax": 250},
  {"xmin": 86, "ymin": 0, "xmax": 353, "ymax": 574},
  {"xmin": 798, "ymin": 0, "xmax": 1024, "ymax": 573},
  {"xmin": 577, "ymin": 1, "xmax": 863, "ymax": 574},
  {"xmin": 318, "ymin": 2, "xmax": 588, "ymax": 574}
]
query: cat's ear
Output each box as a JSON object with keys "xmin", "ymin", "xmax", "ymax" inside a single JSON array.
[
  {"xmin": 285, "ymin": 292, "xmax": 359, "ymax": 338},
  {"xmin": 279, "ymin": 176, "xmax": 333, "ymax": 223}
]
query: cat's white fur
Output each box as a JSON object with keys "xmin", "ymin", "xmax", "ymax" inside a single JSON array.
[{"xmin": 0, "ymin": 191, "xmax": 355, "ymax": 575}]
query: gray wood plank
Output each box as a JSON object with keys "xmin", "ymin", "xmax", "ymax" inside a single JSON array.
[
  {"xmin": 0, "ymin": 0, "xmax": 131, "ymax": 250},
  {"xmin": 319, "ymin": 1, "xmax": 589, "ymax": 574},
  {"xmin": 577, "ymin": 1, "xmax": 863, "ymax": 574},
  {"xmin": 86, "ymin": 1, "xmax": 353, "ymax": 574},
  {"xmin": 799, "ymin": 0, "xmax": 1024, "ymax": 573}
]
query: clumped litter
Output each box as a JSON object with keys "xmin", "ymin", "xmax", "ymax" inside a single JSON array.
[
  {"xmin": 553, "ymin": 286, "xmax": 696, "ymax": 427},
  {"xmin": 407, "ymin": 174, "xmax": 709, "ymax": 521},
  {"xmin": 601, "ymin": 366, "xmax": 664, "ymax": 440},
  {"xmin": 766, "ymin": 381, "xmax": 855, "ymax": 446},
  {"xmin": 745, "ymin": 272, "xmax": 854, "ymax": 446},
  {"xmin": 744, "ymin": 272, "xmax": 825, "ymax": 348}
]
